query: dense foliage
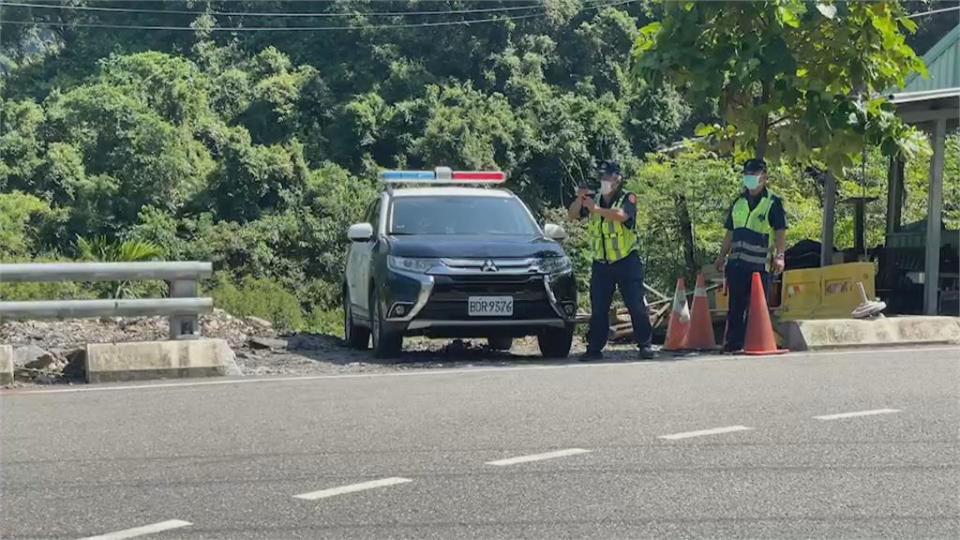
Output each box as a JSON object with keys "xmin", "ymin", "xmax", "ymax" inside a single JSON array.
[
  {"xmin": 634, "ymin": 0, "xmax": 930, "ymax": 171},
  {"xmin": 0, "ymin": 1, "xmax": 955, "ymax": 332}
]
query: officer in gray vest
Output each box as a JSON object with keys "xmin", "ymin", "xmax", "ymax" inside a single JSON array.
[{"xmin": 714, "ymin": 158, "xmax": 788, "ymax": 353}]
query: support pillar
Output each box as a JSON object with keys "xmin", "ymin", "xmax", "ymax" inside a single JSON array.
[
  {"xmin": 821, "ymin": 172, "xmax": 836, "ymax": 267},
  {"xmin": 924, "ymin": 119, "xmax": 946, "ymax": 315},
  {"xmin": 885, "ymin": 156, "xmax": 905, "ymax": 236},
  {"xmin": 853, "ymin": 199, "xmax": 866, "ymax": 255},
  {"xmin": 168, "ymin": 279, "xmax": 201, "ymax": 339}
]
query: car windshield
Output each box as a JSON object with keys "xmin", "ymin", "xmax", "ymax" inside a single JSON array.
[{"xmin": 390, "ymin": 196, "xmax": 538, "ymax": 236}]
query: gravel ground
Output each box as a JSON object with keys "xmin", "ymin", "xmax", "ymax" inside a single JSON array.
[
  {"xmin": 232, "ymin": 335, "xmax": 650, "ymax": 377},
  {"xmin": 1, "ymin": 312, "xmax": 653, "ymax": 386}
]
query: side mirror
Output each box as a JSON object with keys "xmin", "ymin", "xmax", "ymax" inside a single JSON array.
[
  {"xmin": 543, "ymin": 223, "xmax": 567, "ymax": 241},
  {"xmin": 347, "ymin": 223, "xmax": 374, "ymax": 242}
]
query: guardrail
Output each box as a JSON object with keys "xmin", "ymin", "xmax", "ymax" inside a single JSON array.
[{"xmin": 0, "ymin": 262, "xmax": 214, "ymax": 339}]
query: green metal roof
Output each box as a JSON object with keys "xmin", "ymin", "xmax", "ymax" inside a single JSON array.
[{"xmin": 903, "ymin": 24, "xmax": 960, "ymax": 93}]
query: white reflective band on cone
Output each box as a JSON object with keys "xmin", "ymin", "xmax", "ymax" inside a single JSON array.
[{"xmin": 673, "ymin": 287, "xmax": 690, "ymax": 323}]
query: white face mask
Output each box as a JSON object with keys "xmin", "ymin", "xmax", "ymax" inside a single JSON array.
[
  {"xmin": 742, "ymin": 174, "xmax": 761, "ymax": 191},
  {"xmin": 600, "ymin": 180, "xmax": 615, "ymax": 196}
]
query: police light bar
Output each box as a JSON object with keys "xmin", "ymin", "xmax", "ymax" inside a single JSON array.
[{"xmin": 380, "ymin": 166, "xmax": 506, "ymax": 184}]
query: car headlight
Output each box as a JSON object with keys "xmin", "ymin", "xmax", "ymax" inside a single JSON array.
[
  {"xmin": 538, "ymin": 255, "xmax": 572, "ymax": 274},
  {"xmin": 388, "ymin": 256, "xmax": 441, "ymax": 274}
]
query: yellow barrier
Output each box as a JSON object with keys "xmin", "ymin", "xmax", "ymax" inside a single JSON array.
[
  {"xmin": 706, "ymin": 262, "xmax": 876, "ymax": 321},
  {"xmin": 779, "ymin": 268, "xmax": 821, "ymax": 319},
  {"xmin": 778, "ymin": 262, "xmax": 876, "ymax": 320},
  {"xmin": 713, "ymin": 280, "xmax": 728, "ymax": 312},
  {"xmin": 819, "ymin": 262, "xmax": 876, "ymax": 318}
]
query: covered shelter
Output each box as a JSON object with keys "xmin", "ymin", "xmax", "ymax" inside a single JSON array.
[
  {"xmin": 814, "ymin": 24, "xmax": 959, "ymax": 316},
  {"xmin": 886, "ymin": 24, "xmax": 960, "ymax": 315}
]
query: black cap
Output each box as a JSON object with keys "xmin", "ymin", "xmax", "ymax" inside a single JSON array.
[
  {"xmin": 743, "ymin": 158, "xmax": 767, "ymax": 173},
  {"xmin": 597, "ymin": 160, "xmax": 622, "ymax": 176}
]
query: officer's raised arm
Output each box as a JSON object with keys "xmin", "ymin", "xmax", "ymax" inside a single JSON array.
[
  {"xmin": 567, "ymin": 186, "xmax": 590, "ymax": 221},
  {"xmin": 588, "ymin": 203, "xmax": 630, "ymax": 223}
]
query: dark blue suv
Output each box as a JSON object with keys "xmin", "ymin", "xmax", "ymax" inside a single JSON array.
[{"xmin": 343, "ymin": 168, "xmax": 578, "ymax": 358}]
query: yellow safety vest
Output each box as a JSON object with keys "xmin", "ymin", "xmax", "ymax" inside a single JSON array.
[
  {"xmin": 588, "ymin": 191, "xmax": 638, "ymax": 263},
  {"xmin": 729, "ymin": 192, "xmax": 775, "ymax": 269}
]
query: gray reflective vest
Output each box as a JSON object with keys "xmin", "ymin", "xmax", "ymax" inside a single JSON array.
[{"xmin": 729, "ymin": 192, "xmax": 775, "ymax": 271}]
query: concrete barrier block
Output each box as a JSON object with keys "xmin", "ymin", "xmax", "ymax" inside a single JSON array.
[
  {"xmin": 85, "ymin": 339, "xmax": 238, "ymax": 383},
  {"xmin": 0, "ymin": 345, "xmax": 13, "ymax": 385},
  {"xmin": 781, "ymin": 316, "xmax": 960, "ymax": 352}
]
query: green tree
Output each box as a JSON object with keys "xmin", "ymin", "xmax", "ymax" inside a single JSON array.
[
  {"xmin": 0, "ymin": 99, "xmax": 46, "ymax": 193},
  {"xmin": 0, "ymin": 192, "xmax": 57, "ymax": 261},
  {"xmin": 634, "ymin": 0, "xmax": 930, "ymax": 171}
]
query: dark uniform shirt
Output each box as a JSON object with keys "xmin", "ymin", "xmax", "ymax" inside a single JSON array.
[
  {"xmin": 724, "ymin": 188, "xmax": 788, "ymax": 232},
  {"xmin": 580, "ymin": 190, "xmax": 638, "ymax": 229}
]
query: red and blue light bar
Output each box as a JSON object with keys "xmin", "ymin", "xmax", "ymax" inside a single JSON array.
[{"xmin": 380, "ymin": 166, "xmax": 506, "ymax": 184}]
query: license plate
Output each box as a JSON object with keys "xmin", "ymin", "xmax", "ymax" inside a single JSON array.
[{"xmin": 468, "ymin": 296, "xmax": 514, "ymax": 317}]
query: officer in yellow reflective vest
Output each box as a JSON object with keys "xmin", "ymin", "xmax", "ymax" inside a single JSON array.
[
  {"xmin": 568, "ymin": 160, "xmax": 654, "ymax": 361},
  {"xmin": 714, "ymin": 158, "xmax": 788, "ymax": 353}
]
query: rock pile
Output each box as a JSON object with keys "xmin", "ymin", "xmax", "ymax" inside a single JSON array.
[{"xmin": 1, "ymin": 309, "xmax": 277, "ymax": 385}]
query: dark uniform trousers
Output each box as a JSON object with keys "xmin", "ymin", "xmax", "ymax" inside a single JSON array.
[
  {"xmin": 724, "ymin": 263, "xmax": 771, "ymax": 350},
  {"xmin": 588, "ymin": 251, "xmax": 653, "ymax": 352}
]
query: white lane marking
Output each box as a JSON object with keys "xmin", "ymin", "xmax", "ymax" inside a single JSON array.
[
  {"xmin": 486, "ymin": 448, "xmax": 591, "ymax": 466},
  {"xmin": 79, "ymin": 520, "xmax": 192, "ymax": 540},
  {"xmin": 293, "ymin": 477, "xmax": 412, "ymax": 501},
  {"xmin": 658, "ymin": 425, "xmax": 754, "ymax": 440},
  {"xmin": 814, "ymin": 408, "xmax": 901, "ymax": 420},
  {"xmin": 7, "ymin": 345, "xmax": 958, "ymax": 396}
]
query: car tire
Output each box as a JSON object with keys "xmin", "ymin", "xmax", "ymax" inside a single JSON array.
[
  {"xmin": 370, "ymin": 289, "xmax": 403, "ymax": 359},
  {"xmin": 487, "ymin": 336, "xmax": 513, "ymax": 351},
  {"xmin": 343, "ymin": 286, "xmax": 370, "ymax": 350},
  {"xmin": 537, "ymin": 326, "xmax": 574, "ymax": 358}
]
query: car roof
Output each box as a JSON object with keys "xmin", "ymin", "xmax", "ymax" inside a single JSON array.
[{"xmin": 388, "ymin": 187, "xmax": 514, "ymax": 198}]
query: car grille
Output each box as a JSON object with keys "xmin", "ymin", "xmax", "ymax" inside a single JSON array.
[{"xmin": 418, "ymin": 275, "xmax": 557, "ymax": 320}]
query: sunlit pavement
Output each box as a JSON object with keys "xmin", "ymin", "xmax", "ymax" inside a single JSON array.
[{"xmin": 2, "ymin": 346, "xmax": 958, "ymax": 539}]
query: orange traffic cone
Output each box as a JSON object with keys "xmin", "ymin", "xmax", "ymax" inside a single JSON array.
[
  {"xmin": 662, "ymin": 278, "xmax": 690, "ymax": 351},
  {"xmin": 683, "ymin": 273, "xmax": 718, "ymax": 350},
  {"xmin": 744, "ymin": 272, "xmax": 788, "ymax": 355}
]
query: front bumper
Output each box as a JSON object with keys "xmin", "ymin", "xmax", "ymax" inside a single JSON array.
[{"xmin": 380, "ymin": 269, "xmax": 577, "ymax": 337}]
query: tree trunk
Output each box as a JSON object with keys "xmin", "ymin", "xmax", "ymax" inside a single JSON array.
[
  {"xmin": 755, "ymin": 82, "xmax": 772, "ymax": 159},
  {"xmin": 756, "ymin": 116, "xmax": 769, "ymax": 159},
  {"xmin": 675, "ymin": 194, "xmax": 697, "ymax": 281}
]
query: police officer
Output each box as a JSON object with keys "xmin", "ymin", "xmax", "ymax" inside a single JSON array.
[
  {"xmin": 568, "ymin": 160, "xmax": 654, "ymax": 361},
  {"xmin": 714, "ymin": 158, "xmax": 788, "ymax": 353}
]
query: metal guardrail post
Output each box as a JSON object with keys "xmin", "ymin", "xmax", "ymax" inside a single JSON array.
[{"xmin": 168, "ymin": 279, "xmax": 200, "ymax": 340}]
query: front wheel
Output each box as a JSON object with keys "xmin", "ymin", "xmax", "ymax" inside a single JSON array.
[
  {"xmin": 537, "ymin": 326, "xmax": 574, "ymax": 358},
  {"xmin": 344, "ymin": 286, "xmax": 370, "ymax": 350},
  {"xmin": 370, "ymin": 289, "xmax": 403, "ymax": 359}
]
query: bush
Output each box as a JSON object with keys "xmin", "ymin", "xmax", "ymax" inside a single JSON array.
[
  {"xmin": 210, "ymin": 276, "xmax": 305, "ymax": 332},
  {"xmin": 305, "ymin": 307, "xmax": 344, "ymax": 337},
  {"xmin": 0, "ymin": 252, "xmax": 100, "ymax": 300},
  {"xmin": 542, "ymin": 207, "xmax": 591, "ymax": 310},
  {"xmin": 0, "ymin": 281, "xmax": 96, "ymax": 301}
]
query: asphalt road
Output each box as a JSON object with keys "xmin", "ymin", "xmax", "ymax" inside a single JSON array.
[{"xmin": 2, "ymin": 346, "xmax": 959, "ymax": 539}]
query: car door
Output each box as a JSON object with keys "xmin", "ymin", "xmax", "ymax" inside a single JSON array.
[{"xmin": 349, "ymin": 196, "xmax": 381, "ymax": 320}]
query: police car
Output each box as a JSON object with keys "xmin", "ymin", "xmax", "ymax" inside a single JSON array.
[{"xmin": 343, "ymin": 167, "xmax": 578, "ymax": 358}]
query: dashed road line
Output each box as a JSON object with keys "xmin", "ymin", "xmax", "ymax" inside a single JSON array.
[
  {"xmin": 293, "ymin": 477, "xmax": 412, "ymax": 501},
  {"xmin": 486, "ymin": 448, "xmax": 592, "ymax": 466},
  {"xmin": 78, "ymin": 520, "xmax": 192, "ymax": 540},
  {"xmin": 814, "ymin": 408, "xmax": 901, "ymax": 420},
  {"xmin": 658, "ymin": 425, "xmax": 754, "ymax": 440}
]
